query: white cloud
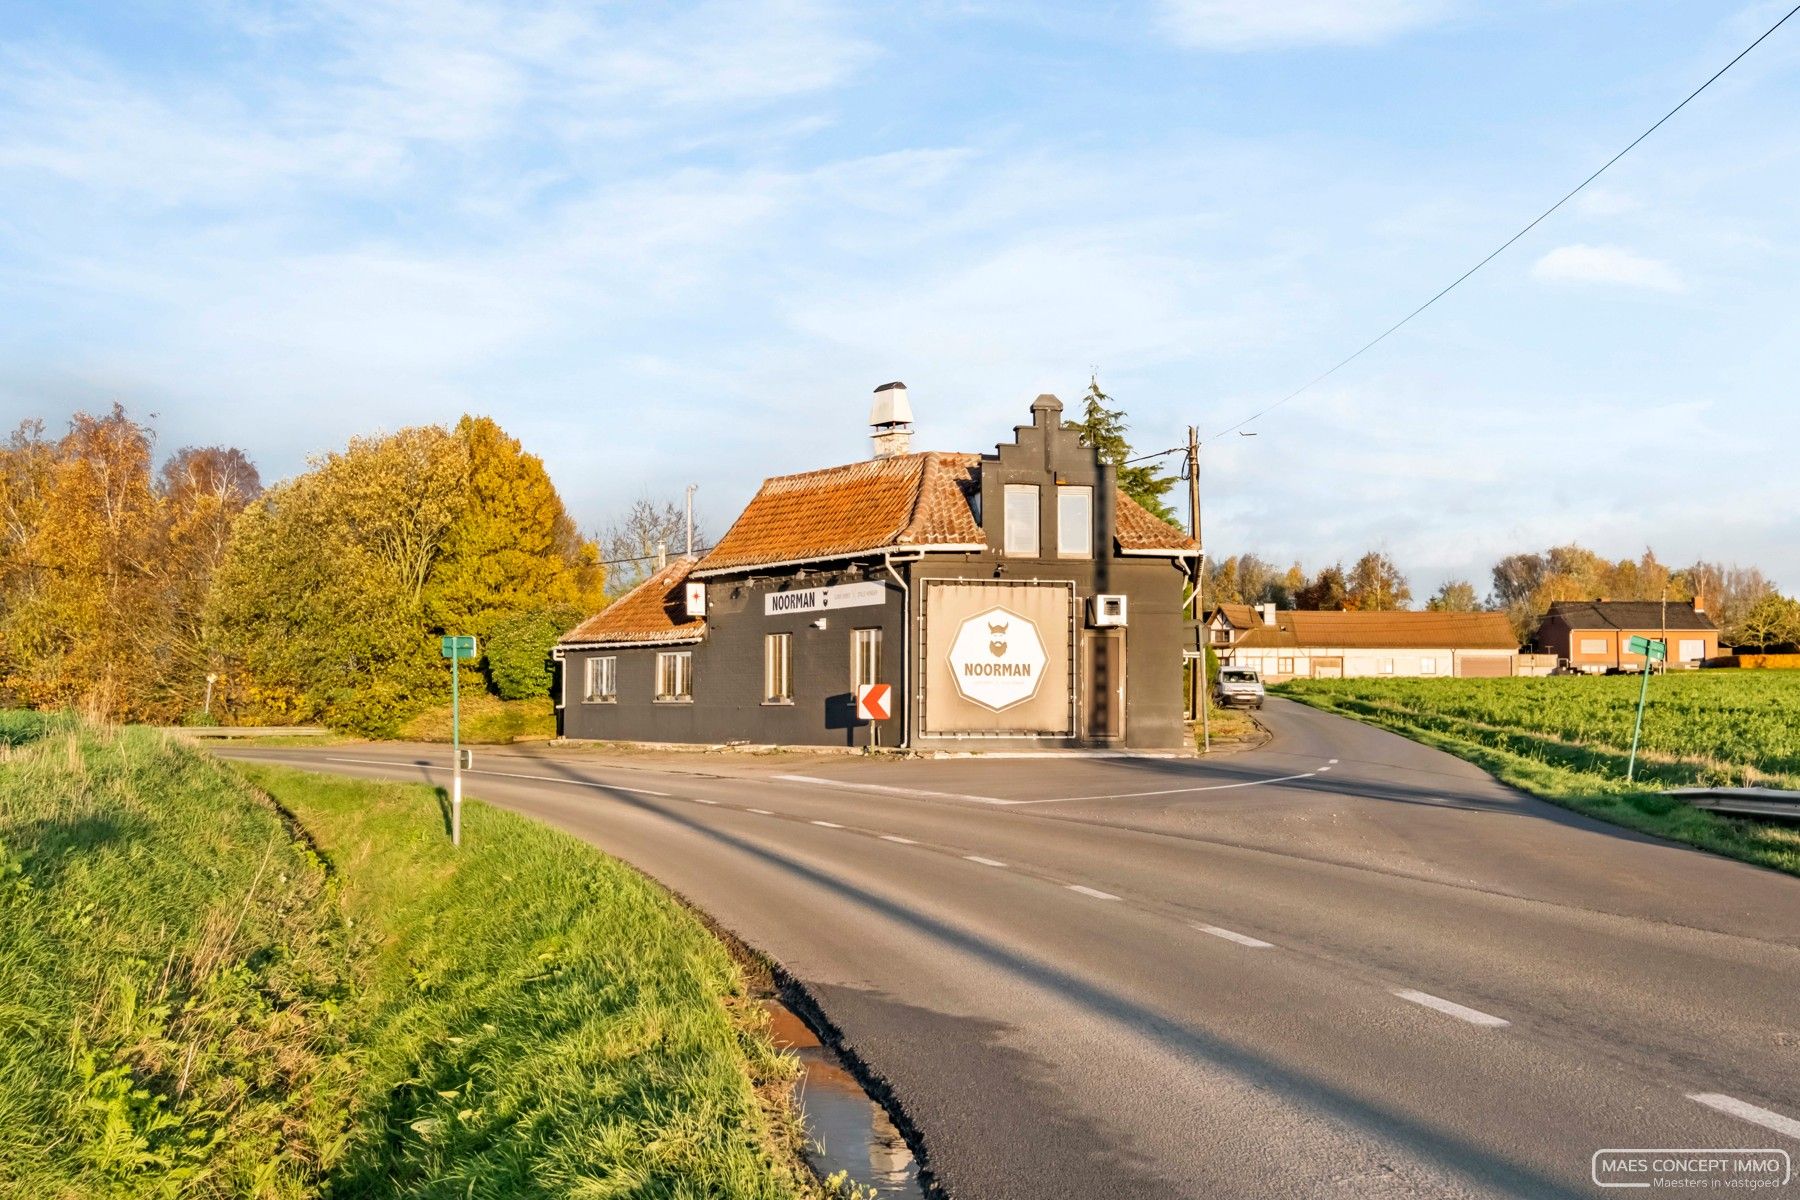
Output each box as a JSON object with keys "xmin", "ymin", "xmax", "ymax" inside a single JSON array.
[
  {"xmin": 1530, "ymin": 243, "xmax": 1685, "ymax": 293},
  {"xmin": 1161, "ymin": 0, "xmax": 1454, "ymax": 50}
]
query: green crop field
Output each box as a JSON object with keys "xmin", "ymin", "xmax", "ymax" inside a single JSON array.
[
  {"xmin": 1276, "ymin": 672, "xmax": 1800, "ymax": 875},
  {"xmin": 0, "ymin": 713, "xmax": 817, "ymax": 1199}
]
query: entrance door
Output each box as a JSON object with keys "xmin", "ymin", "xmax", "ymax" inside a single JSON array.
[{"xmin": 1084, "ymin": 631, "xmax": 1126, "ymax": 739}]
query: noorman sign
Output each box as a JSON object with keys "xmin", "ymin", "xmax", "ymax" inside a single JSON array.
[
  {"xmin": 763, "ymin": 581, "xmax": 889, "ymax": 616},
  {"xmin": 947, "ymin": 605, "xmax": 1048, "ymax": 711}
]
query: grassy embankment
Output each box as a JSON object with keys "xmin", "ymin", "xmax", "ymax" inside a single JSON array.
[
  {"xmin": 1276, "ymin": 673, "xmax": 1800, "ymax": 876},
  {"xmin": 0, "ymin": 711, "xmax": 815, "ymax": 1198}
]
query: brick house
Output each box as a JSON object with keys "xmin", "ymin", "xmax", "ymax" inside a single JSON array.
[
  {"xmin": 554, "ymin": 387, "xmax": 1199, "ymax": 750},
  {"xmin": 1532, "ymin": 599, "xmax": 1720, "ymax": 671}
]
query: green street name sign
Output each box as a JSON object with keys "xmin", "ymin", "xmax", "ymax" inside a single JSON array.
[
  {"xmin": 440, "ymin": 635, "xmax": 478, "ymax": 660},
  {"xmin": 1626, "ymin": 635, "xmax": 1666, "ymax": 661}
]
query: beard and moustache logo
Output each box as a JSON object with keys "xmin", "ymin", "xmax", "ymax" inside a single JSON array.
[{"xmin": 987, "ymin": 620, "xmax": 1009, "ymax": 657}]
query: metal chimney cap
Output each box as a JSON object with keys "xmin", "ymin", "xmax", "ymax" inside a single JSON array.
[{"xmin": 870, "ymin": 381, "xmax": 912, "ymax": 428}]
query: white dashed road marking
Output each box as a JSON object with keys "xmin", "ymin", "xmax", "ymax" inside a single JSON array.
[
  {"xmin": 775, "ymin": 775, "xmax": 1012, "ymax": 805},
  {"xmin": 1067, "ymin": 885, "xmax": 1120, "ymax": 900},
  {"xmin": 322, "ymin": 756, "xmax": 673, "ymax": 796},
  {"xmin": 691, "ymin": 798, "xmax": 717, "ymax": 805},
  {"xmin": 1687, "ymin": 1094, "xmax": 1800, "ymax": 1141},
  {"xmin": 880, "ymin": 834, "xmax": 918, "ymax": 845},
  {"xmin": 1194, "ymin": 924, "xmax": 1274, "ymax": 949},
  {"xmin": 810, "ymin": 820, "xmax": 844, "ymax": 828},
  {"xmin": 963, "ymin": 855, "xmax": 1007, "ymax": 867},
  {"xmin": 748, "ymin": 808, "xmax": 773, "ymax": 815},
  {"xmin": 1393, "ymin": 989, "xmax": 1510, "ymax": 1028}
]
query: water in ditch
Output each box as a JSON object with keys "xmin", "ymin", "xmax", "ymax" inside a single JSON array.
[{"xmin": 765, "ymin": 1001, "xmax": 925, "ymax": 1198}]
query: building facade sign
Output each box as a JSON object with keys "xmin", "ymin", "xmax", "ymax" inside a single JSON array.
[
  {"xmin": 763, "ymin": 581, "xmax": 889, "ymax": 617},
  {"xmin": 947, "ymin": 605, "xmax": 1048, "ymax": 711},
  {"xmin": 923, "ymin": 581, "xmax": 1073, "ymax": 735}
]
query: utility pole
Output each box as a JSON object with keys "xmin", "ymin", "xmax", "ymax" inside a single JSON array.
[
  {"xmin": 685, "ymin": 484, "xmax": 697, "ymax": 558},
  {"xmin": 1188, "ymin": 425, "xmax": 1210, "ymax": 754}
]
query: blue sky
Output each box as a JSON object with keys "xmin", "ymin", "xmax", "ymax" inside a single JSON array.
[{"xmin": 2, "ymin": 0, "xmax": 1797, "ymax": 594}]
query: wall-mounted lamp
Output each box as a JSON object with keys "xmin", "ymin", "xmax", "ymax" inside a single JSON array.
[{"xmin": 811, "ymin": 617, "xmax": 828, "ymax": 630}]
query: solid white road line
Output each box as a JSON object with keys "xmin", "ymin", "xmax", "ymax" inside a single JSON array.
[
  {"xmin": 1393, "ymin": 989, "xmax": 1510, "ymax": 1028},
  {"xmin": 880, "ymin": 834, "xmax": 918, "ymax": 844},
  {"xmin": 1028, "ymin": 768, "xmax": 1328, "ymax": 804},
  {"xmin": 1687, "ymin": 1093, "xmax": 1800, "ymax": 1141},
  {"xmin": 1193, "ymin": 923, "xmax": 1274, "ymax": 949},
  {"xmin": 963, "ymin": 855, "xmax": 1007, "ymax": 867},
  {"xmin": 810, "ymin": 820, "xmax": 844, "ymax": 828},
  {"xmin": 748, "ymin": 808, "xmax": 774, "ymax": 815},
  {"xmin": 322, "ymin": 756, "xmax": 673, "ymax": 796},
  {"xmin": 1067, "ymin": 885, "xmax": 1120, "ymax": 900}
]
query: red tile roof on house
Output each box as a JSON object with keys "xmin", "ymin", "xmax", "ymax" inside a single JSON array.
[
  {"xmin": 1209, "ymin": 603, "xmax": 1262, "ymax": 629},
  {"xmin": 694, "ymin": 450, "xmax": 1195, "ymax": 575},
  {"xmin": 559, "ymin": 559, "xmax": 704, "ymax": 648},
  {"xmin": 1236, "ymin": 610, "xmax": 1518, "ymax": 650}
]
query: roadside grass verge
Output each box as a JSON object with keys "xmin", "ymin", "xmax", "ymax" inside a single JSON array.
[
  {"xmin": 398, "ymin": 694, "xmax": 557, "ymax": 744},
  {"xmin": 0, "ymin": 713, "xmax": 815, "ymax": 1198},
  {"xmin": 1276, "ymin": 675, "xmax": 1800, "ymax": 877}
]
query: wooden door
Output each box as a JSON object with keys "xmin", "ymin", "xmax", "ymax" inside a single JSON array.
[{"xmin": 1083, "ymin": 631, "xmax": 1126, "ymax": 739}]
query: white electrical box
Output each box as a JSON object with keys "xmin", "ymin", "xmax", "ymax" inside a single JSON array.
[
  {"xmin": 1090, "ymin": 594, "xmax": 1128, "ymax": 627},
  {"xmin": 684, "ymin": 582, "xmax": 706, "ymax": 617}
]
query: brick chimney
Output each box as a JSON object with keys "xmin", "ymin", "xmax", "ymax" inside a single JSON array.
[
  {"xmin": 1693, "ymin": 592, "xmax": 1706, "ymax": 614},
  {"xmin": 870, "ymin": 382, "xmax": 913, "ymax": 459}
]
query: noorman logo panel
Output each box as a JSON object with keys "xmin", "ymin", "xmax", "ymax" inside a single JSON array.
[{"xmin": 947, "ymin": 606, "xmax": 1049, "ymax": 711}]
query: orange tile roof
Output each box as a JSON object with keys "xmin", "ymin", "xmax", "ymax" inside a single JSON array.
[
  {"xmin": 695, "ymin": 451, "xmax": 1195, "ymax": 575},
  {"xmin": 1210, "ymin": 603, "xmax": 1262, "ymax": 628},
  {"xmin": 559, "ymin": 559, "xmax": 704, "ymax": 647},
  {"xmin": 1237, "ymin": 610, "xmax": 1518, "ymax": 650}
]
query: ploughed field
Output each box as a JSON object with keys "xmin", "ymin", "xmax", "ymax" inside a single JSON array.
[
  {"xmin": 1277, "ymin": 672, "xmax": 1800, "ymax": 875},
  {"xmin": 0, "ymin": 712, "xmax": 815, "ymax": 1199}
]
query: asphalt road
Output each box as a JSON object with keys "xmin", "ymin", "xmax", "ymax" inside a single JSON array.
[{"xmin": 217, "ymin": 699, "xmax": 1800, "ymax": 1199}]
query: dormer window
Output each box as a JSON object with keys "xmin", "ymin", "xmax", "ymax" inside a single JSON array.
[
  {"xmin": 1003, "ymin": 484, "xmax": 1040, "ymax": 556},
  {"xmin": 1057, "ymin": 486, "xmax": 1093, "ymax": 558}
]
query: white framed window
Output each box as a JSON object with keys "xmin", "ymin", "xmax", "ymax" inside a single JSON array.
[
  {"xmin": 1378, "ymin": 657, "xmax": 1395, "ymax": 675},
  {"xmin": 1678, "ymin": 638, "xmax": 1705, "ymax": 662},
  {"xmin": 763, "ymin": 634, "xmax": 791, "ymax": 703},
  {"xmin": 1579, "ymin": 637, "xmax": 1608, "ymax": 655},
  {"xmin": 1277, "ymin": 657, "xmax": 1295, "ymax": 674},
  {"xmin": 1056, "ymin": 486, "xmax": 1093, "ymax": 558},
  {"xmin": 1003, "ymin": 484, "xmax": 1040, "ymax": 557},
  {"xmin": 852, "ymin": 627, "xmax": 882, "ymax": 692},
  {"xmin": 584, "ymin": 655, "xmax": 616, "ymax": 702},
  {"xmin": 655, "ymin": 651, "xmax": 692, "ymax": 702},
  {"xmin": 1420, "ymin": 656, "xmax": 1437, "ymax": 675}
]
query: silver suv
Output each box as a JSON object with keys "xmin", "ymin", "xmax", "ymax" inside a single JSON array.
[{"xmin": 1214, "ymin": 668, "xmax": 1265, "ymax": 710}]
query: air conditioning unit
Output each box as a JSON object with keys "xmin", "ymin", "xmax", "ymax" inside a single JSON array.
[
  {"xmin": 1090, "ymin": 594, "xmax": 1128, "ymax": 627},
  {"xmin": 684, "ymin": 582, "xmax": 707, "ymax": 617}
]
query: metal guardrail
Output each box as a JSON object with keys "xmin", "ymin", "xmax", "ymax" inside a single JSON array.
[{"xmin": 1666, "ymin": 787, "xmax": 1800, "ymax": 819}]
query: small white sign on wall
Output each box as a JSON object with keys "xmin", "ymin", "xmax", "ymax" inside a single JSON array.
[{"xmin": 763, "ymin": 581, "xmax": 889, "ymax": 617}]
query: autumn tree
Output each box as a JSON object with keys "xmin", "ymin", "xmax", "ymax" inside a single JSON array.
[
  {"xmin": 1345, "ymin": 551, "xmax": 1411, "ymax": 611},
  {"xmin": 1296, "ymin": 564, "xmax": 1348, "ymax": 611},
  {"xmin": 1065, "ymin": 374, "xmax": 1178, "ymax": 525},
  {"xmin": 426, "ymin": 415, "xmax": 605, "ymax": 641},
  {"xmin": 1426, "ymin": 580, "xmax": 1481, "ymax": 612},
  {"xmin": 1736, "ymin": 593, "xmax": 1800, "ymax": 651}
]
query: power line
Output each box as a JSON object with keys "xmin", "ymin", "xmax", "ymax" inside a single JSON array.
[{"xmin": 1210, "ymin": 4, "xmax": 1800, "ymax": 439}]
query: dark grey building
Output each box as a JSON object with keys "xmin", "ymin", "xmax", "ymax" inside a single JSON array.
[{"xmin": 554, "ymin": 388, "xmax": 1199, "ymax": 750}]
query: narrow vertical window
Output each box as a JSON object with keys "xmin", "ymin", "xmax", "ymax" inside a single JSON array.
[
  {"xmin": 852, "ymin": 627, "xmax": 882, "ymax": 692},
  {"xmin": 1057, "ymin": 485, "xmax": 1093, "ymax": 558},
  {"xmin": 586, "ymin": 656, "xmax": 616, "ymax": 701},
  {"xmin": 656, "ymin": 651, "xmax": 692, "ymax": 701},
  {"xmin": 1003, "ymin": 483, "xmax": 1040, "ymax": 557},
  {"xmin": 764, "ymin": 633, "xmax": 792, "ymax": 703}
]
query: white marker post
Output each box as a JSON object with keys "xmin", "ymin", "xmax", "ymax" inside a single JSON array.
[{"xmin": 439, "ymin": 634, "xmax": 478, "ymax": 845}]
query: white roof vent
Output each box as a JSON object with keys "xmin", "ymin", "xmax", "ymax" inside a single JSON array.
[{"xmin": 870, "ymin": 381, "xmax": 913, "ymax": 459}]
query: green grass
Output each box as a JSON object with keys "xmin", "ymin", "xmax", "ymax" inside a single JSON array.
[
  {"xmin": 0, "ymin": 713, "xmax": 814, "ymax": 1198},
  {"xmin": 1276, "ymin": 673, "xmax": 1800, "ymax": 876},
  {"xmin": 398, "ymin": 694, "xmax": 557, "ymax": 744}
]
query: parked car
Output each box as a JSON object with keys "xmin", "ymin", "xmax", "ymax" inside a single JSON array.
[{"xmin": 1214, "ymin": 668, "xmax": 1265, "ymax": 709}]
